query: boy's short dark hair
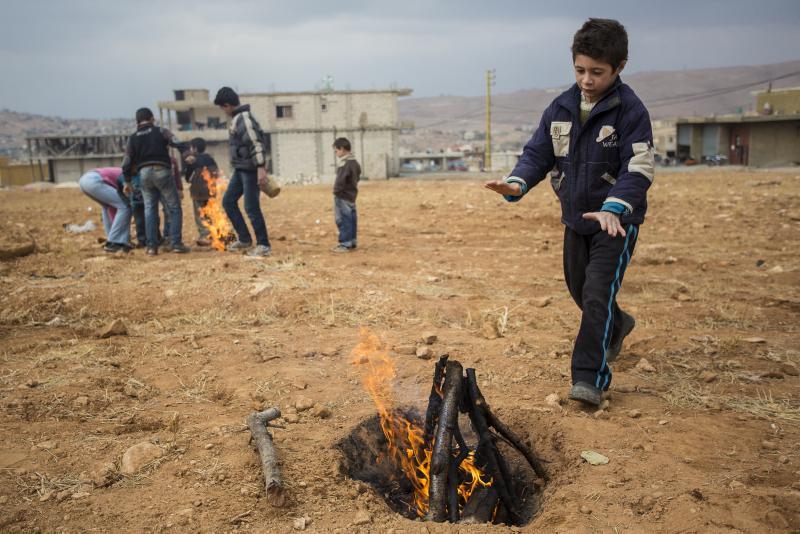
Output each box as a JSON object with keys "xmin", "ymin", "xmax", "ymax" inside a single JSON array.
[
  {"xmin": 333, "ymin": 137, "xmax": 351, "ymax": 152},
  {"xmin": 135, "ymin": 107, "xmax": 154, "ymax": 123},
  {"xmin": 214, "ymin": 86, "xmax": 240, "ymax": 107},
  {"xmin": 571, "ymin": 18, "xmax": 628, "ymax": 70},
  {"xmin": 190, "ymin": 137, "xmax": 207, "ymax": 153}
]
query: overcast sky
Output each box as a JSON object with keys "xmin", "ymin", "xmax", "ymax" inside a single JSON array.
[{"xmin": 1, "ymin": 0, "xmax": 799, "ymax": 118}]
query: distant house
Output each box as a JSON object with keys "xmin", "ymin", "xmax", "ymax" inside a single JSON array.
[
  {"xmin": 675, "ymin": 87, "xmax": 800, "ymax": 167},
  {"xmin": 158, "ymin": 87, "xmax": 412, "ymax": 183}
]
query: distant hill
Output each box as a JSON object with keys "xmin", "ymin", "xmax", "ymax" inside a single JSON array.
[
  {"xmin": 0, "ymin": 110, "xmax": 131, "ymax": 161},
  {"xmin": 399, "ymin": 60, "xmax": 800, "ymax": 131}
]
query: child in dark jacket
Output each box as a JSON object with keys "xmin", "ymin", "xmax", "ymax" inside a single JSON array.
[
  {"xmin": 485, "ymin": 18, "xmax": 654, "ymax": 406},
  {"xmin": 183, "ymin": 137, "xmax": 220, "ymax": 246},
  {"xmin": 121, "ymin": 107, "xmax": 188, "ymax": 255},
  {"xmin": 331, "ymin": 137, "xmax": 361, "ymax": 252}
]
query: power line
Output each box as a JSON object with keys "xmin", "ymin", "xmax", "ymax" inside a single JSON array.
[
  {"xmin": 646, "ymin": 69, "xmax": 800, "ymax": 108},
  {"xmin": 411, "ymin": 68, "xmax": 800, "ymax": 128}
]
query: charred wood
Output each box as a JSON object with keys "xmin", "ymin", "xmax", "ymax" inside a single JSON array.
[
  {"xmin": 246, "ymin": 407, "xmax": 286, "ymax": 507},
  {"xmin": 427, "ymin": 360, "xmax": 463, "ymax": 523}
]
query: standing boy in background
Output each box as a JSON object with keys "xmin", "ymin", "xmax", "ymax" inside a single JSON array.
[
  {"xmin": 121, "ymin": 107, "xmax": 189, "ymax": 255},
  {"xmin": 332, "ymin": 137, "xmax": 361, "ymax": 252},
  {"xmin": 485, "ymin": 18, "xmax": 654, "ymax": 406},
  {"xmin": 213, "ymin": 87, "xmax": 273, "ymax": 257}
]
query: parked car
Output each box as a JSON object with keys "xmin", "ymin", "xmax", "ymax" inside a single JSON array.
[
  {"xmin": 401, "ymin": 161, "xmax": 423, "ymax": 172},
  {"xmin": 447, "ymin": 160, "xmax": 469, "ymax": 172},
  {"xmin": 703, "ymin": 154, "xmax": 729, "ymax": 166}
]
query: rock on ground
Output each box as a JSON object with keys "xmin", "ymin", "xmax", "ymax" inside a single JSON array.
[
  {"xmin": 295, "ymin": 397, "xmax": 315, "ymax": 412},
  {"xmin": 121, "ymin": 442, "xmax": 164, "ymax": 475},
  {"xmin": 635, "ymin": 358, "xmax": 656, "ymax": 373},
  {"xmin": 97, "ymin": 319, "xmax": 128, "ymax": 339},
  {"xmin": 0, "ymin": 226, "xmax": 35, "ymax": 260},
  {"xmin": 352, "ymin": 510, "xmax": 371, "ymax": 525},
  {"xmin": 581, "ymin": 450, "xmax": 610, "ymax": 466},
  {"xmin": 421, "ymin": 331, "xmax": 438, "ymax": 345}
]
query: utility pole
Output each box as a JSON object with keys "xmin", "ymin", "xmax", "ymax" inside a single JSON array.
[{"xmin": 485, "ymin": 69, "xmax": 495, "ymax": 172}]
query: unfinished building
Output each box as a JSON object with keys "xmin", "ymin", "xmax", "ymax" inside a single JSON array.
[
  {"xmin": 158, "ymin": 87, "xmax": 412, "ymax": 183},
  {"xmin": 25, "ymin": 134, "xmax": 128, "ymax": 183}
]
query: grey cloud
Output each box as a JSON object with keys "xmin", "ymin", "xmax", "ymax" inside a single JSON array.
[{"xmin": 0, "ymin": 0, "xmax": 798, "ymax": 117}]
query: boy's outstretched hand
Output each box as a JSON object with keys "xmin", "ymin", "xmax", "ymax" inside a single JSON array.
[
  {"xmin": 484, "ymin": 180, "xmax": 521, "ymax": 196},
  {"xmin": 583, "ymin": 211, "xmax": 627, "ymax": 237}
]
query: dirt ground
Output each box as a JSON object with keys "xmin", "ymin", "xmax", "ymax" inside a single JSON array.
[{"xmin": 1, "ymin": 168, "xmax": 799, "ymax": 533}]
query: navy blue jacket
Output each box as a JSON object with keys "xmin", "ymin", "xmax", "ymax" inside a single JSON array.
[{"xmin": 507, "ymin": 77, "xmax": 654, "ymax": 234}]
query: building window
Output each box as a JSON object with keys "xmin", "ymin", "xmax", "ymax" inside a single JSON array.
[
  {"xmin": 276, "ymin": 105, "xmax": 293, "ymax": 119},
  {"xmin": 321, "ymin": 103, "xmax": 328, "ymax": 112}
]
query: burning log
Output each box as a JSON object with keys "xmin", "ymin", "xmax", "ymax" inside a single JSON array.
[
  {"xmin": 246, "ymin": 407, "xmax": 286, "ymax": 507},
  {"xmin": 423, "ymin": 355, "xmax": 448, "ymax": 449},
  {"xmin": 464, "ymin": 368, "xmax": 548, "ymax": 481},
  {"xmin": 427, "ymin": 360, "xmax": 463, "ymax": 522},
  {"xmin": 485, "ymin": 407, "xmax": 548, "ymax": 481},
  {"xmin": 447, "ymin": 426, "xmax": 471, "ymax": 523},
  {"xmin": 464, "ymin": 368, "xmax": 520, "ymax": 524}
]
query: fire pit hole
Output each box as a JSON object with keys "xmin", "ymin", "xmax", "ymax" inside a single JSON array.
[{"xmin": 336, "ymin": 412, "xmax": 542, "ymax": 526}]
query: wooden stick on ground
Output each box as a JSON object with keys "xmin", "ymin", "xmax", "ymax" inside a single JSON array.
[
  {"xmin": 246, "ymin": 407, "xmax": 286, "ymax": 507},
  {"xmin": 427, "ymin": 360, "xmax": 463, "ymax": 523}
]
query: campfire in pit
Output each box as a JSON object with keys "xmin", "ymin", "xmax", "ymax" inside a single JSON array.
[{"xmin": 347, "ymin": 329, "xmax": 547, "ymax": 525}]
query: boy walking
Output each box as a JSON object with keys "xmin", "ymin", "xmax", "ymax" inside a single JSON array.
[
  {"xmin": 121, "ymin": 107, "xmax": 189, "ymax": 255},
  {"xmin": 213, "ymin": 86, "xmax": 273, "ymax": 257},
  {"xmin": 332, "ymin": 137, "xmax": 361, "ymax": 252},
  {"xmin": 485, "ymin": 19, "xmax": 654, "ymax": 406}
]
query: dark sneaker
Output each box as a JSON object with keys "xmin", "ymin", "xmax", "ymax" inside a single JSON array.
[
  {"xmin": 227, "ymin": 240, "xmax": 252, "ymax": 252},
  {"xmin": 196, "ymin": 238, "xmax": 211, "ymax": 247},
  {"xmin": 146, "ymin": 248, "xmax": 158, "ymax": 256},
  {"xmin": 569, "ymin": 382, "xmax": 603, "ymax": 406},
  {"xmin": 162, "ymin": 243, "xmax": 174, "ymax": 253},
  {"xmin": 246, "ymin": 245, "xmax": 271, "ymax": 257},
  {"xmin": 607, "ymin": 312, "xmax": 636, "ymax": 363},
  {"xmin": 171, "ymin": 244, "xmax": 191, "ymax": 254},
  {"xmin": 104, "ymin": 242, "xmax": 129, "ymax": 254}
]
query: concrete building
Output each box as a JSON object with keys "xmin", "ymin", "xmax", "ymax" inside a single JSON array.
[
  {"xmin": 651, "ymin": 119, "xmax": 677, "ymax": 160},
  {"xmin": 675, "ymin": 87, "xmax": 800, "ymax": 167},
  {"xmin": 25, "ymin": 134, "xmax": 127, "ymax": 183},
  {"xmin": 158, "ymin": 87, "xmax": 412, "ymax": 184},
  {"xmin": 755, "ymin": 86, "xmax": 800, "ymax": 116}
]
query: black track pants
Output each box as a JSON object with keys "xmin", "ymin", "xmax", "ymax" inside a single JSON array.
[{"xmin": 563, "ymin": 224, "xmax": 639, "ymax": 390}]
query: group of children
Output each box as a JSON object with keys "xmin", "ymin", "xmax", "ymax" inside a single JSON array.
[
  {"xmin": 79, "ymin": 18, "xmax": 652, "ymax": 407},
  {"xmin": 79, "ymin": 88, "xmax": 361, "ymax": 257}
]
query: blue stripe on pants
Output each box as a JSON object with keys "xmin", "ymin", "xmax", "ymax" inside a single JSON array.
[{"xmin": 595, "ymin": 225, "xmax": 637, "ymax": 389}]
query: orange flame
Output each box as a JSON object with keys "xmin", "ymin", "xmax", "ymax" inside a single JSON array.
[
  {"xmin": 198, "ymin": 168, "xmax": 233, "ymax": 251},
  {"xmin": 351, "ymin": 328, "xmax": 491, "ymax": 517}
]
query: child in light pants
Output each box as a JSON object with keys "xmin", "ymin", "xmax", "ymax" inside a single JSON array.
[{"xmin": 78, "ymin": 167, "xmax": 130, "ymax": 253}]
